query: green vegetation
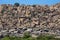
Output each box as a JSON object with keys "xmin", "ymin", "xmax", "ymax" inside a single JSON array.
[
  {"xmin": 1, "ymin": 32, "xmax": 60, "ymax": 40},
  {"xmin": 1, "ymin": 9, "xmax": 5, "ymax": 14},
  {"xmin": 14, "ymin": 3, "xmax": 19, "ymax": 7}
]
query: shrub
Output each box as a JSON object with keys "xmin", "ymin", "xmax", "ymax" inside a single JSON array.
[
  {"xmin": 23, "ymin": 32, "xmax": 31, "ymax": 38},
  {"xmin": 14, "ymin": 3, "xmax": 19, "ymax": 7},
  {"xmin": 1, "ymin": 9, "xmax": 5, "ymax": 14},
  {"xmin": 37, "ymin": 35, "xmax": 55, "ymax": 40},
  {"xmin": 1, "ymin": 34, "xmax": 60, "ymax": 40},
  {"xmin": 1, "ymin": 37, "xmax": 10, "ymax": 40}
]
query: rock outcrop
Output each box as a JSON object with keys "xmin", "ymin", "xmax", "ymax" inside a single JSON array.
[{"xmin": 0, "ymin": 3, "xmax": 60, "ymax": 37}]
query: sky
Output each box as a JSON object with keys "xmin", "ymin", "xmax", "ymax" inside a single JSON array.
[{"xmin": 0, "ymin": 0, "xmax": 60, "ymax": 5}]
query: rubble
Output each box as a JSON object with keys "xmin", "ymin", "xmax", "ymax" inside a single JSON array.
[{"xmin": 0, "ymin": 3, "xmax": 60, "ymax": 37}]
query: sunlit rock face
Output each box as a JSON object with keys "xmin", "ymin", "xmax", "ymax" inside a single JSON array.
[{"xmin": 0, "ymin": 3, "xmax": 60, "ymax": 37}]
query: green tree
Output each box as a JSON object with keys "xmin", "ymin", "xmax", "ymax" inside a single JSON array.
[{"xmin": 14, "ymin": 3, "xmax": 19, "ymax": 7}]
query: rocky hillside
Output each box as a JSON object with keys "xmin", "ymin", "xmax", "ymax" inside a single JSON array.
[{"xmin": 0, "ymin": 3, "xmax": 60, "ymax": 37}]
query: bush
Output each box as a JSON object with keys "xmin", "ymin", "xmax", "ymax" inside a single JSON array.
[
  {"xmin": 23, "ymin": 32, "xmax": 31, "ymax": 38},
  {"xmin": 14, "ymin": 3, "xmax": 19, "ymax": 7},
  {"xmin": 1, "ymin": 34, "xmax": 60, "ymax": 40},
  {"xmin": 37, "ymin": 35, "xmax": 55, "ymax": 40},
  {"xmin": 1, "ymin": 9, "xmax": 5, "ymax": 14},
  {"xmin": 1, "ymin": 36, "xmax": 10, "ymax": 40}
]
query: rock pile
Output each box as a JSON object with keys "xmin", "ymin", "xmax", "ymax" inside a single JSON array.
[{"xmin": 0, "ymin": 3, "xmax": 60, "ymax": 37}]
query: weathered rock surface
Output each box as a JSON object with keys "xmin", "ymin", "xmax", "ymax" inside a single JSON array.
[{"xmin": 0, "ymin": 3, "xmax": 60, "ymax": 37}]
